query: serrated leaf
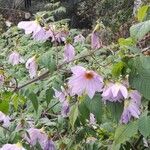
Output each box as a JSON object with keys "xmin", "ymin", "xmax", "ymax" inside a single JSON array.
[
  {"xmin": 137, "ymin": 5, "xmax": 149, "ymax": 22},
  {"xmin": 39, "ymin": 51, "xmax": 56, "ymax": 73},
  {"xmin": 69, "ymin": 103, "xmax": 79, "ymax": 129},
  {"xmin": 0, "ymin": 92, "xmax": 12, "ymax": 114},
  {"xmin": 138, "ymin": 115, "xmax": 150, "ymax": 137},
  {"xmin": 130, "ymin": 20, "xmax": 150, "ymax": 40},
  {"xmin": 114, "ymin": 121, "xmax": 138, "ymax": 145},
  {"xmin": 112, "ymin": 61, "xmax": 127, "ymax": 78}
]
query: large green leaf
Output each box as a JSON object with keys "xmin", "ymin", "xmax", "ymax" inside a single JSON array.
[
  {"xmin": 78, "ymin": 100, "xmax": 90, "ymax": 124},
  {"xmin": 114, "ymin": 121, "xmax": 138, "ymax": 145},
  {"xmin": 138, "ymin": 115, "xmax": 150, "ymax": 137},
  {"xmin": 129, "ymin": 55, "xmax": 150, "ymax": 100},
  {"xmin": 85, "ymin": 94, "xmax": 103, "ymax": 123},
  {"xmin": 69, "ymin": 102, "xmax": 79, "ymax": 129},
  {"xmin": 106, "ymin": 102, "xmax": 123, "ymax": 123},
  {"xmin": 130, "ymin": 20, "xmax": 150, "ymax": 40}
]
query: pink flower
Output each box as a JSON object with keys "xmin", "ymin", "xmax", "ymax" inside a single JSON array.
[
  {"xmin": 91, "ymin": 32, "xmax": 102, "ymax": 49},
  {"xmin": 55, "ymin": 31, "xmax": 68, "ymax": 43},
  {"xmin": 64, "ymin": 43, "xmax": 75, "ymax": 62},
  {"xmin": 0, "ymin": 111, "xmax": 10, "ymax": 127},
  {"xmin": 74, "ymin": 34, "xmax": 85, "ymax": 43},
  {"xmin": 44, "ymin": 139, "xmax": 56, "ymax": 150},
  {"xmin": 54, "ymin": 87, "xmax": 70, "ymax": 117},
  {"xmin": 0, "ymin": 74, "xmax": 4, "ymax": 86},
  {"xmin": 32, "ymin": 28, "xmax": 51, "ymax": 42},
  {"xmin": 0, "ymin": 143, "xmax": 25, "ymax": 150},
  {"xmin": 54, "ymin": 87, "xmax": 66, "ymax": 103},
  {"xmin": 25, "ymin": 128, "xmax": 48, "ymax": 149},
  {"xmin": 68, "ymin": 66, "xmax": 103, "ymax": 99},
  {"xmin": 120, "ymin": 90, "xmax": 141, "ymax": 124},
  {"xmin": 102, "ymin": 82, "xmax": 128, "ymax": 102},
  {"xmin": 8, "ymin": 51, "xmax": 23, "ymax": 66},
  {"xmin": 18, "ymin": 21, "xmax": 42, "ymax": 35},
  {"xmin": 25, "ymin": 56, "xmax": 37, "ymax": 79}
]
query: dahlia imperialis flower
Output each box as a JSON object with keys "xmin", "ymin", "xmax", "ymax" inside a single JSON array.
[
  {"xmin": 54, "ymin": 87, "xmax": 66, "ymax": 103},
  {"xmin": 25, "ymin": 56, "xmax": 37, "ymax": 79},
  {"xmin": 44, "ymin": 139, "xmax": 56, "ymax": 150},
  {"xmin": 68, "ymin": 66, "xmax": 103, "ymax": 99},
  {"xmin": 91, "ymin": 32, "xmax": 102, "ymax": 49},
  {"xmin": 8, "ymin": 51, "xmax": 23, "ymax": 66},
  {"xmin": 0, "ymin": 111, "xmax": 10, "ymax": 127},
  {"xmin": 64, "ymin": 43, "xmax": 75, "ymax": 62},
  {"xmin": 74, "ymin": 34, "xmax": 85, "ymax": 44},
  {"xmin": 25, "ymin": 128, "xmax": 56, "ymax": 150},
  {"xmin": 0, "ymin": 143, "xmax": 25, "ymax": 150},
  {"xmin": 18, "ymin": 21, "xmax": 42, "ymax": 35},
  {"xmin": 102, "ymin": 82, "xmax": 128, "ymax": 102},
  {"xmin": 32, "ymin": 28, "xmax": 51, "ymax": 42},
  {"xmin": 120, "ymin": 90, "xmax": 141, "ymax": 124},
  {"xmin": 54, "ymin": 88, "xmax": 70, "ymax": 117}
]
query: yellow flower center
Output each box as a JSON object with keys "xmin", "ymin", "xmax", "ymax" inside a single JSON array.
[
  {"xmin": 124, "ymin": 100, "xmax": 130, "ymax": 108},
  {"xmin": 16, "ymin": 142, "xmax": 22, "ymax": 148}
]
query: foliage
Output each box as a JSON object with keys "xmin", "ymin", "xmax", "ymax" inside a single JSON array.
[{"xmin": 0, "ymin": 3, "xmax": 150, "ymax": 150}]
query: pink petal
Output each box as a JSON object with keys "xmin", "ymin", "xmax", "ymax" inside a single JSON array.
[{"xmin": 71, "ymin": 66, "xmax": 86, "ymax": 75}]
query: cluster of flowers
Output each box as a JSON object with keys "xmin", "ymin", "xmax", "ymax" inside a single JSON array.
[
  {"xmin": 0, "ymin": 20, "xmax": 142, "ymax": 149},
  {"xmin": 1, "ymin": 20, "xmax": 141, "ymax": 123},
  {"xmin": 0, "ymin": 20, "xmax": 102, "ymax": 82},
  {"xmin": 54, "ymin": 66, "xmax": 141, "ymax": 124},
  {"xmin": 0, "ymin": 127, "xmax": 56, "ymax": 150}
]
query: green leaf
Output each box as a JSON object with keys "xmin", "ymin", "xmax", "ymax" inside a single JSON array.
[
  {"xmin": 11, "ymin": 93, "xmax": 19, "ymax": 111},
  {"xmin": 85, "ymin": 94, "xmax": 103, "ymax": 123},
  {"xmin": 45, "ymin": 88, "xmax": 54, "ymax": 105},
  {"xmin": 111, "ymin": 143, "xmax": 121, "ymax": 150},
  {"xmin": 78, "ymin": 100, "xmax": 90, "ymax": 124},
  {"xmin": 118, "ymin": 38, "xmax": 135, "ymax": 47},
  {"xmin": 112, "ymin": 61, "xmax": 127, "ymax": 78},
  {"xmin": 129, "ymin": 55, "xmax": 150, "ymax": 100},
  {"xmin": 28, "ymin": 92, "xmax": 39, "ymax": 112},
  {"xmin": 138, "ymin": 115, "xmax": 150, "ymax": 137},
  {"xmin": 69, "ymin": 103, "xmax": 79, "ymax": 129},
  {"xmin": 39, "ymin": 51, "xmax": 56, "ymax": 73},
  {"xmin": 130, "ymin": 20, "xmax": 150, "ymax": 40},
  {"xmin": 0, "ymin": 92, "xmax": 12, "ymax": 114},
  {"xmin": 114, "ymin": 121, "xmax": 138, "ymax": 145},
  {"xmin": 106, "ymin": 102, "xmax": 123, "ymax": 122},
  {"xmin": 137, "ymin": 5, "xmax": 149, "ymax": 22}
]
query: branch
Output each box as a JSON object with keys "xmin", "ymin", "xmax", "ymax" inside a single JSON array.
[
  {"xmin": 14, "ymin": 48, "xmax": 102, "ymax": 91},
  {"xmin": 0, "ymin": 124, "xmax": 11, "ymax": 132},
  {"xmin": 14, "ymin": 70, "xmax": 50, "ymax": 91}
]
